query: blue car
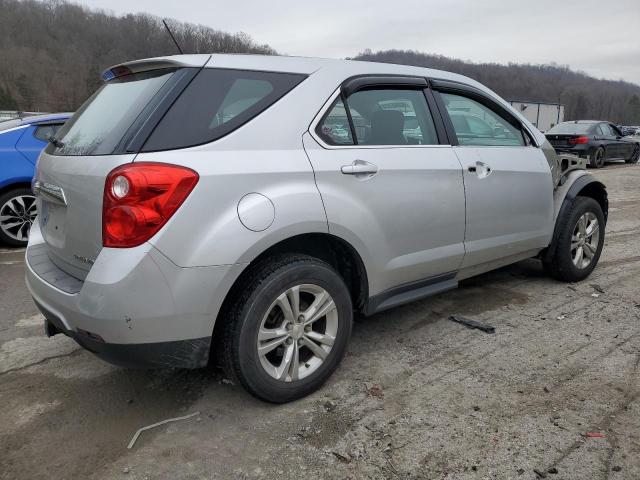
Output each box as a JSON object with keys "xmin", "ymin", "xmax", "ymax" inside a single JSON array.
[{"xmin": 0, "ymin": 113, "xmax": 71, "ymax": 246}]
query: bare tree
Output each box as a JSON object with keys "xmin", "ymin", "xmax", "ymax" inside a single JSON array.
[
  {"xmin": 354, "ymin": 49, "xmax": 640, "ymax": 124},
  {"xmin": 0, "ymin": 0, "xmax": 275, "ymax": 111}
]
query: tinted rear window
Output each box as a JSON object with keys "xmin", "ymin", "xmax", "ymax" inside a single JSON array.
[
  {"xmin": 547, "ymin": 123, "xmax": 594, "ymax": 134},
  {"xmin": 142, "ymin": 69, "xmax": 306, "ymax": 151},
  {"xmin": 49, "ymin": 69, "xmax": 177, "ymax": 156}
]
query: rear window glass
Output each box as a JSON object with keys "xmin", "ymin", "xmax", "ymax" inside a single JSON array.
[
  {"xmin": 142, "ymin": 69, "xmax": 307, "ymax": 151},
  {"xmin": 547, "ymin": 123, "xmax": 594, "ymax": 134},
  {"xmin": 49, "ymin": 69, "xmax": 177, "ymax": 156}
]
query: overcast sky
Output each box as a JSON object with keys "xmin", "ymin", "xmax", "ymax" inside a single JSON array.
[{"xmin": 78, "ymin": 0, "xmax": 640, "ymax": 85}]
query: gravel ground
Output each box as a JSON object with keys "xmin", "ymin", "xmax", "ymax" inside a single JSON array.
[{"xmin": 1, "ymin": 164, "xmax": 639, "ymax": 480}]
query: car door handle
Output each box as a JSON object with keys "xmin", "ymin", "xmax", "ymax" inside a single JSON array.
[{"xmin": 341, "ymin": 160, "xmax": 378, "ymax": 177}]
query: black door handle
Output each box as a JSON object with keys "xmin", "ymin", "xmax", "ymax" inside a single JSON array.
[{"xmin": 467, "ymin": 166, "xmax": 477, "ymax": 173}]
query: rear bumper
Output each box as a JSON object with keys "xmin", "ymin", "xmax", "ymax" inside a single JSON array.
[
  {"xmin": 37, "ymin": 299, "xmax": 210, "ymax": 368},
  {"xmin": 25, "ymin": 219, "xmax": 244, "ymax": 369},
  {"xmin": 553, "ymin": 144, "xmax": 592, "ymax": 159}
]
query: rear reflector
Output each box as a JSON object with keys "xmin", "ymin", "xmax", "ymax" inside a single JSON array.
[
  {"xmin": 568, "ymin": 136, "xmax": 589, "ymax": 145},
  {"xmin": 103, "ymin": 162, "xmax": 198, "ymax": 248}
]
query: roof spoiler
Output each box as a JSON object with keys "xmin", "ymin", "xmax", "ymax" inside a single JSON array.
[{"xmin": 101, "ymin": 54, "xmax": 211, "ymax": 81}]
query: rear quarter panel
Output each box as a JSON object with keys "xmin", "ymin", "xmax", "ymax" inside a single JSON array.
[{"xmin": 138, "ymin": 147, "xmax": 328, "ymax": 268}]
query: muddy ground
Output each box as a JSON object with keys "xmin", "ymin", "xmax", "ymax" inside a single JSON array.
[{"xmin": 1, "ymin": 164, "xmax": 639, "ymax": 480}]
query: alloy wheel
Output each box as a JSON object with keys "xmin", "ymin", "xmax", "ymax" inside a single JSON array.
[
  {"xmin": 571, "ymin": 212, "xmax": 599, "ymax": 269},
  {"xmin": 0, "ymin": 194, "xmax": 37, "ymax": 243},
  {"xmin": 257, "ymin": 284, "xmax": 338, "ymax": 382}
]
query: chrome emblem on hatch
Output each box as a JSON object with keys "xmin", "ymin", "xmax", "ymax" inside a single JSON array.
[{"xmin": 33, "ymin": 180, "xmax": 67, "ymax": 206}]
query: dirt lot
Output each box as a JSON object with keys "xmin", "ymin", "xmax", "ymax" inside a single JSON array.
[{"xmin": 1, "ymin": 164, "xmax": 639, "ymax": 480}]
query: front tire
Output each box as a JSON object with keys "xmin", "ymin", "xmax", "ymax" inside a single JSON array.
[
  {"xmin": 625, "ymin": 144, "xmax": 639, "ymax": 164},
  {"xmin": 219, "ymin": 254, "xmax": 353, "ymax": 403},
  {"xmin": 544, "ymin": 197, "xmax": 605, "ymax": 282},
  {"xmin": 0, "ymin": 188, "xmax": 37, "ymax": 247}
]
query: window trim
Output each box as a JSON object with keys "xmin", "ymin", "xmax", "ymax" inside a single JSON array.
[
  {"xmin": 309, "ymin": 77, "xmax": 450, "ymax": 150},
  {"xmin": 431, "ymin": 79, "xmax": 539, "ymax": 148}
]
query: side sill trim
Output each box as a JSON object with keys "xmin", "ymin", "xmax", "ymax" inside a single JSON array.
[{"xmin": 364, "ymin": 272, "xmax": 457, "ymax": 316}]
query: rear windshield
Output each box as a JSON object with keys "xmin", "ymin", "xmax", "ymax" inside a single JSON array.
[
  {"xmin": 547, "ymin": 123, "xmax": 594, "ymax": 134},
  {"xmin": 141, "ymin": 68, "xmax": 307, "ymax": 151},
  {"xmin": 49, "ymin": 69, "xmax": 177, "ymax": 156}
]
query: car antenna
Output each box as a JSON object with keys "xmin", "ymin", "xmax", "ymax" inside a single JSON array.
[{"xmin": 162, "ymin": 19, "xmax": 184, "ymax": 55}]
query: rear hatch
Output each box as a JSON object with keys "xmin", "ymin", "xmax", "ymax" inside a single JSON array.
[{"xmin": 34, "ymin": 57, "xmax": 208, "ymax": 279}]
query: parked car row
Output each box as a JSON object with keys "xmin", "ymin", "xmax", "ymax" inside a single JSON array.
[
  {"xmin": 0, "ymin": 113, "xmax": 71, "ymax": 246},
  {"xmin": 545, "ymin": 120, "xmax": 640, "ymax": 168}
]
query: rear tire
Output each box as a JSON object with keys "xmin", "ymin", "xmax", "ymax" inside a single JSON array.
[
  {"xmin": 543, "ymin": 197, "xmax": 605, "ymax": 282},
  {"xmin": 0, "ymin": 188, "xmax": 37, "ymax": 247},
  {"xmin": 590, "ymin": 147, "xmax": 605, "ymax": 169},
  {"xmin": 219, "ymin": 254, "xmax": 353, "ymax": 403}
]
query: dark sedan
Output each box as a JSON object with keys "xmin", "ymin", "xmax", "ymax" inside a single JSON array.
[{"xmin": 545, "ymin": 120, "xmax": 639, "ymax": 168}]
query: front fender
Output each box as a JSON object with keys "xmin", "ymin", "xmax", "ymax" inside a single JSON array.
[{"xmin": 544, "ymin": 171, "xmax": 608, "ymax": 261}]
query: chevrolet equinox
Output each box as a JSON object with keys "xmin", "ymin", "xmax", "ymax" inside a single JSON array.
[{"xmin": 26, "ymin": 54, "xmax": 607, "ymax": 402}]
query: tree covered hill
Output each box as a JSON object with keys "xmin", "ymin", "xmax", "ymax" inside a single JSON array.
[
  {"xmin": 1, "ymin": 1, "xmax": 639, "ymax": 125},
  {"xmin": 0, "ymin": 0, "xmax": 274, "ymax": 111},
  {"xmin": 353, "ymin": 49, "xmax": 640, "ymax": 125}
]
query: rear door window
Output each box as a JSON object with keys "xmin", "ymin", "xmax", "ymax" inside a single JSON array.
[
  {"xmin": 599, "ymin": 124, "xmax": 614, "ymax": 136},
  {"xmin": 142, "ymin": 69, "xmax": 306, "ymax": 151},
  {"xmin": 317, "ymin": 88, "xmax": 439, "ymax": 146},
  {"xmin": 317, "ymin": 99, "xmax": 354, "ymax": 145},
  {"xmin": 440, "ymin": 92, "xmax": 525, "ymax": 146}
]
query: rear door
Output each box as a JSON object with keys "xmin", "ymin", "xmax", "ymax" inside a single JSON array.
[
  {"xmin": 304, "ymin": 77, "xmax": 466, "ymax": 296},
  {"xmin": 596, "ymin": 123, "xmax": 618, "ymax": 159},
  {"xmin": 432, "ymin": 83, "xmax": 553, "ymax": 269}
]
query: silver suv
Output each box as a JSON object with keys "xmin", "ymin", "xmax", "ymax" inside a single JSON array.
[{"xmin": 26, "ymin": 55, "xmax": 607, "ymax": 402}]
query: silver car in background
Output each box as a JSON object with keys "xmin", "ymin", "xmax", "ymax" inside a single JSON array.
[{"xmin": 26, "ymin": 55, "xmax": 607, "ymax": 402}]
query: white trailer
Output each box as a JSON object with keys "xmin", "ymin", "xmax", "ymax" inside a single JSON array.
[{"xmin": 509, "ymin": 101, "xmax": 564, "ymax": 132}]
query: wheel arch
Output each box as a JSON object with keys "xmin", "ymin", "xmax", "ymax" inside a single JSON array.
[
  {"xmin": 211, "ymin": 232, "xmax": 369, "ymax": 352},
  {"xmin": 0, "ymin": 180, "xmax": 32, "ymax": 197},
  {"xmin": 544, "ymin": 173, "xmax": 608, "ymax": 262}
]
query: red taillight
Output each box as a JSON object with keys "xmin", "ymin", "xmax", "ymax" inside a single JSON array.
[
  {"xmin": 103, "ymin": 162, "xmax": 198, "ymax": 248},
  {"xmin": 568, "ymin": 136, "xmax": 589, "ymax": 145}
]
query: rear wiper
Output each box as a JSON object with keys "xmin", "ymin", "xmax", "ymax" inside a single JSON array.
[{"xmin": 48, "ymin": 136, "xmax": 65, "ymax": 148}]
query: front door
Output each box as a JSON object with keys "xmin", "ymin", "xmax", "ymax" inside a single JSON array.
[
  {"xmin": 434, "ymin": 89, "xmax": 554, "ymax": 269},
  {"xmin": 304, "ymin": 82, "xmax": 466, "ymax": 296}
]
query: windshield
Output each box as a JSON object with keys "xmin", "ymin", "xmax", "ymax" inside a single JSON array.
[
  {"xmin": 547, "ymin": 123, "xmax": 594, "ymax": 135},
  {"xmin": 49, "ymin": 69, "xmax": 177, "ymax": 156}
]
